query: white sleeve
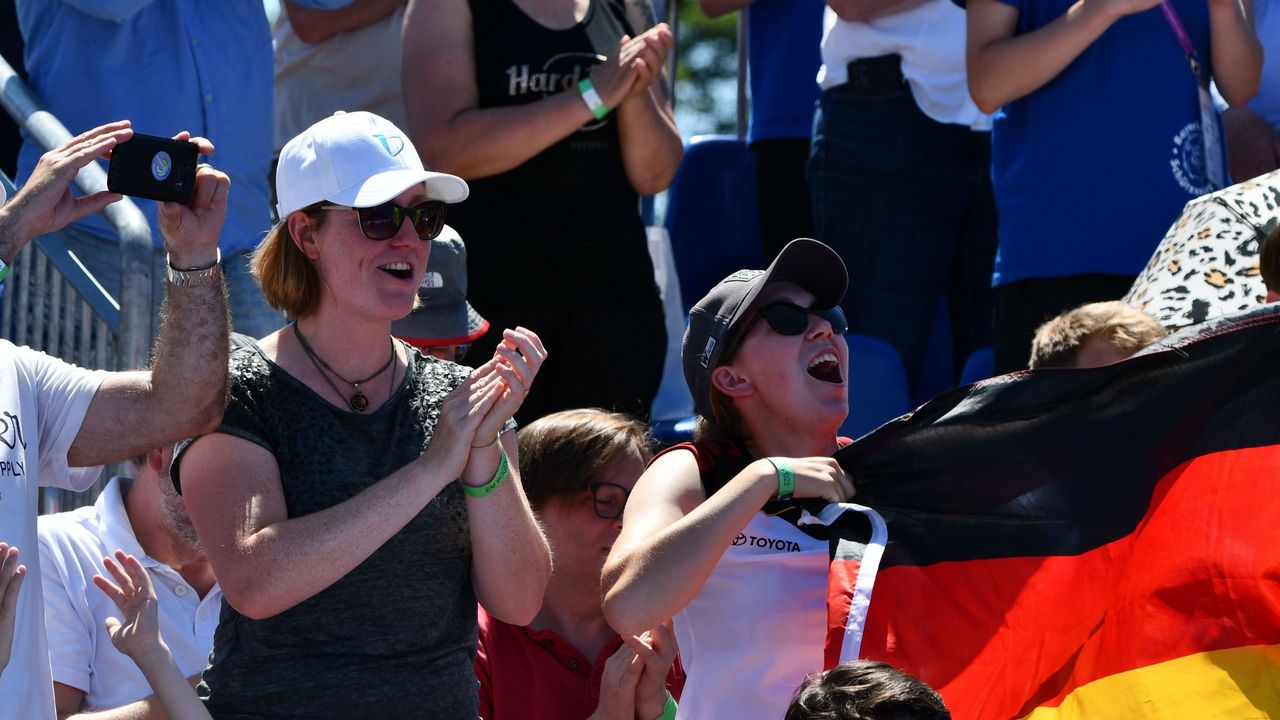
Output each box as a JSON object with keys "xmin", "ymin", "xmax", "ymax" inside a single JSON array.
[
  {"xmin": 37, "ymin": 524, "xmax": 95, "ymax": 694},
  {"xmin": 16, "ymin": 345, "xmax": 107, "ymax": 491}
]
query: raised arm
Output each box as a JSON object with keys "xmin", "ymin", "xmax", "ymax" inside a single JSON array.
[
  {"xmin": 602, "ymin": 452, "xmax": 853, "ymax": 635},
  {"xmin": 180, "ymin": 372, "xmax": 503, "ymax": 620},
  {"xmin": 462, "ymin": 328, "xmax": 552, "ymax": 625},
  {"xmin": 285, "ymin": 0, "xmax": 404, "ymax": 44},
  {"xmin": 966, "ymin": 0, "xmax": 1161, "ymax": 114},
  {"xmin": 68, "ymin": 134, "xmax": 230, "ymax": 467},
  {"xmin": 614, "ymin": 2, "xmax": 683, "ymax": 195},
  {"xmin": 402, "ymin": 0, "xmax": 645, "ymax": 179},
  {"xmin": 1206, "ymin": 0, "xmax": 1260, "ymax": 107}
]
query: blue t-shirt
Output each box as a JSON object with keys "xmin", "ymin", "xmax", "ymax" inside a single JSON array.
[
  {"xmin": 989, "ymin": 0, "xmax": 1226, "ymax": 286},
  {"xmin": 747, "ymin": 0, "xmax": 824, "ymax": 143}
]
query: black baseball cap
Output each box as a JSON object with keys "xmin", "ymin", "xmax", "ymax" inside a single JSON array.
[{"xmin": 682, "ymin": 238, "xmax": 848, "ymax": 419}]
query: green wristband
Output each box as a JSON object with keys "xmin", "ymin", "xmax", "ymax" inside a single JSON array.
[
  {"xmin": 652, "ymin": 694, "xmax": 677, "ymax": 720},
  {"xmin": 463, "ymin": 450, "xmax": 508, "ymax": 498},
  {"xmin": 577, "ymin": 78, "xmax": 610, "ymax": 121},
  {"xmin": 0, "ymin": 258, "xmax": 10, "ymax": 285},
  {"xmin": 766, "ymin": 457, "xmax": 795, "ymax": 500}
]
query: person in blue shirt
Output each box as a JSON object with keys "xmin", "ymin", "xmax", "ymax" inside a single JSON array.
[
  {"xmin": 965, "ymin": 0, "xmax": 1261, "ymax": 372},
  {"xmin": 15, "ymin": 0, "xmax": 349, "ymax": 341},
  {"xmin": 699, "ymin": 0, "xmax": 825, "ymax": 262}
]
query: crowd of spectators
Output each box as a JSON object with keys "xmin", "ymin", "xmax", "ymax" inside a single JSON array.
[{"xmin": 0, "ymin": 0, "xmax": 1274, "ymax": 718}]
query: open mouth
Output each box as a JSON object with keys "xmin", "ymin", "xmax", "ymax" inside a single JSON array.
[
  {"xmin": 379, "ymin": 261, "xmax": 412, "ymax": 280},
  {"xmin": 807, "ymin": 352, "xmax": 843, "ymax": 384}
]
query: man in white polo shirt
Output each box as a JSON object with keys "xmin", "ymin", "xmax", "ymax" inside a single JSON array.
[
  {"xmin": 0, "ymin": 120, "xmax": 230, "ymax": 720},
  {"xmin": 39, "ymin": 444, "xmax": 220, "ymax": 717}
]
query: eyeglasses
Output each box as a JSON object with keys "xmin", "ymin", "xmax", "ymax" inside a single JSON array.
[
  {"xmin": 589, "ymin": 482, "xmax": 631, "ymax": 520},
  {"xmin": 746, "ymin": 301, "xmax": 848, "ymax": 337},
  {"xmin": 320, "ymin": 199, "xmax": 447, "ymax": 241}
]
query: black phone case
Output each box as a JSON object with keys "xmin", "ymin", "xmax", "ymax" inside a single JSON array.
[{"xmin": 107, "ymin": 133, "xmax": 199, "ymax": 204}]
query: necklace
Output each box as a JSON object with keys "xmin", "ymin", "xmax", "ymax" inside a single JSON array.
[{"xmin": 293, "ymin": 322, "xmax": 396, "ymax": 412}]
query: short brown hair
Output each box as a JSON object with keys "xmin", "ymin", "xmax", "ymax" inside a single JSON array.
[
  {"xmin": 1030, "ymin": 301, "xmax": 1167, "ymax": 369},
  {"xmin": 516, "ymin": 409, "xmax": 654, "ymax": 510},
  {"xmin": 251, "ymin": 204, "xmax": 327, "ymax": 319},
  {"xmin": 784, "ymin": 660, "xmax": 951, "ymax": 720},
  {"xmin": 1261, "ymin": 223, "xmax": 1280, "ymax": 294}
]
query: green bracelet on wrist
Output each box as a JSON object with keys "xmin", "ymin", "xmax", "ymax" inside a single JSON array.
[
  {"xmin": 463, "ymin": 449, "xmax": 509, "ymax": 498},
  {"xmin": 766, "ymin": 457, "xmax": 795, "ymax": 500},
  {"xmin": 0, "ymin": 257, "xmax": 11, "ymax": 285},
  {"xmin": 652, "ymin": 694, "xmax": 677, "ymax": 720},
  {"xmin": 578, "ymin": 78, "xmax": 610, "ymax": 121}
]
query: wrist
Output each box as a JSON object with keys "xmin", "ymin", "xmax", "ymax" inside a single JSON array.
[{"xmin": 166, "ymin": 246, "xmax": 219, "ymax": 271}]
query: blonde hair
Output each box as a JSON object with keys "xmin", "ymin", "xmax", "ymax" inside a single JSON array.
[
  {"xmin": 251, "ymin": 204, "xmax": 327, "ymax": 319},
  {"xmin": 1030, "ymin": 301, "xmax": 1168, "ymax": 369}
]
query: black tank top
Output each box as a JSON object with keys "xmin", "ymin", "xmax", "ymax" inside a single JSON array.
[{"xmin": 451, "ymin": 0, "xmax": 657, "ymax": 308}]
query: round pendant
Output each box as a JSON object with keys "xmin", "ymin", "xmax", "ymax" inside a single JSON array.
[{"xmin": 349, "ymin": 392, "xmax": 369, "ymax": 412}]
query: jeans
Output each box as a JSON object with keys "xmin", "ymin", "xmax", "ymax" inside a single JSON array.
[
  {"xmin": 808, "ymin": 83, "xmax": 996, "ymax": 386},
  {"xmin": 61, "ymin": 229, "xmax": 285, "ymax": 341}
]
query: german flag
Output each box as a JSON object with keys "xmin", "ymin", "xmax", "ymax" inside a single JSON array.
[{"xmin": 833, "ymin": 304, "xmax": 1280, "ymax": 719}]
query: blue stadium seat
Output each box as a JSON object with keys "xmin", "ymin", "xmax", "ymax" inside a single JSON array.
[
  {"xmin": 665, "ymin": 135, "xmax": 764, "ymax": 311},
  {"xmin": 959, "ymin": 347, "xmax": 994, "ymax": 385},
  {"xmin": 840, "ymin": 334, "xmax": 912, "ymax": 440}
]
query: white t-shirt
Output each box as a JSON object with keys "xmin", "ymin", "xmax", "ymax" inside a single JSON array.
[
  {"xmin": 0, "ymin": 341, "xmax": 105, "ymax": 720},
  {"xmin": 817, "ymin": 0, "xmax": 991, "ymax": 130},
  {"xmin": 37, "ymin": 477, "xmax": 221, "ymax": 711},
  {"xmin": 272, "ymin": 6, "xmax": 409, "ymax": 153}
]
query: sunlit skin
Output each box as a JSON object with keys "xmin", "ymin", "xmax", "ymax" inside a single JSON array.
[
  {"xmin": 298, "ymin": 186, "xmax": 433, "ymax": 326},
  {"xmin": 1072, "ymin": 335, "xmax": 1135, "ymax": 369},
  {"xmin": 714, "ymin": 282, "xmax": 850, "ymax": 449}
]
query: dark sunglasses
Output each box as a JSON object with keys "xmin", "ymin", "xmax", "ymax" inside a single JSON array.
[
  {"xmin": 589, "ymin": 482, "xmax": 631, "ymax": 520},
  {"xmin": 320, "ymin": 199, "xmax": 447, "ymax": 241},
  {"xmin": 747, "ymin": 301, "xmax": 848, "ymax": 337}
]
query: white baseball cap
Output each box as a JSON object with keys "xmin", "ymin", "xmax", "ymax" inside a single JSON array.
[{"xmin": 275, "ymin": 110, "xmax": 469, "ymax": 219}]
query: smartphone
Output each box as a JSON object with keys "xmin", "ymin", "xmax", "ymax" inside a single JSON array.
[{"xmin": 107, "ymin": 133, "xmax": 199, "ymax": 204}]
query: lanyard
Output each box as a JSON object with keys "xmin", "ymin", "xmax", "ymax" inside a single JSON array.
[{"xmin": 1159, "ymin": 1, "xmax": 1208, "ymax": 85}]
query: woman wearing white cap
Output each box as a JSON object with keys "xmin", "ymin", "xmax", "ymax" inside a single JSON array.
[
  {"xmin": 175, "ymin": 111, "xmax": 551, "ymax": 718},
  {"xmin": 602, "ymin": 239, "xmax": 859, "ymax": 720}
]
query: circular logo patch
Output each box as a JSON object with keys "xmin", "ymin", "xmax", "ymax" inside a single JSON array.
[{"xmin": 151, "ymin": 151, "xmax": 172, "ymax": 181}]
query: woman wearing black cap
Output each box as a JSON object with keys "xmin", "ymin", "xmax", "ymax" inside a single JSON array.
[{"xmin": 602, "ymin": 239, "xmax": 858, "ymax": 720}]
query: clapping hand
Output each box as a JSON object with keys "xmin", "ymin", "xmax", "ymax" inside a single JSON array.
[
  {"xmin": 470, "ymin": 326, "xmax": 547, "ymax": 443},
  {"xmin": 625, "ymin": 620, "xmax": 679, "ymax": 720},
  {"xmin": 156, "ymin": 133, "xmax": 227, "ymax": 270}
]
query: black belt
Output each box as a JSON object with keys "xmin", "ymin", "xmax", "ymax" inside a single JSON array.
[{"xmin": 845, "ymin": 54, "xmax": 907, "ymax": 96}]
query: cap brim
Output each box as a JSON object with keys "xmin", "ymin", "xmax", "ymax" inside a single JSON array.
[
  {"xmin": 392, "ymin": 302, "xmax": 489, "ymax": 346},
  {"xmin": 329, "ymin": 168, "xmax": 470, "ymax": 208}
]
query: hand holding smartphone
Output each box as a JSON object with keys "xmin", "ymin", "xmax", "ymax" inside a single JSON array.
[{"xmin": 107, "ymin": 133, "xmax": 200, "ymax": 205}]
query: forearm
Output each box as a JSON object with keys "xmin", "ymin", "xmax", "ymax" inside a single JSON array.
[
  {"xmin": 217, "ymin": 460, "xmax": 454, "ymax": 619},
  {"xmin": 63, "ymin": 695, "xmax": 171, "ymax": 720},
  {"xmin": 467, "ymin": 437, "xmax": 551, "ymax": 625},
  {"xmin": 830, "ymin": 0, "xmax": 933, "ymax": 23},
  {"xmin": 1208, "ymin": 0, "xmax": 1261, "ymax": 107},
  {"xmin": 616, "ymin": 83, "xmax": 683, "ymax": 196},
  {"xmin": 967, "ymin": 0, "xmax": 1116, "ymax": 113},
  {"xmin": 123, "ymin": 647, "xmax": 209, "ymax": 720},
  {"xmin": 603, "ymin": 463, "xmax": 776, "ymax": 635},
  {"xmin": 286, "ymin": 0, "xmax": 403, "ymax": 44},
  {"xmin": 409, "ymin": 83, "xmax": 596, "ymax": 180}
]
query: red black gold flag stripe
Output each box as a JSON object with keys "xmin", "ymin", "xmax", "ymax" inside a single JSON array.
[{"xmin": 833, "ymin": 304, "xmax": 1280, "ymax": 719}]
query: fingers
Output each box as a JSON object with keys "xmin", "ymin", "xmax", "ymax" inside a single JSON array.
[
  {"xmin": 92, "ymin": 573, "xmax": 128, "ymax": 610},
  {"xmin": 104, "ymin": 616, "xmax": 122, "ymax": 638},
  {"xmin": 189, "ymin": 165, "xmax": 231, "ymax": 212},
  {"xmin": 119, "ymin": 551, "xmax": 154, "ymax": 600},
  {"xmin": 70, "ymin": 190, "xmax": 124, "ymax": 224},
  {"xmin": 0, "ymin": 545, "xmax": 26, "ymax": 609},
  {"xmin": 102, "ymin": 554, "xmax": 135, "ymax": 596},
  {"xmin": 170, "ymin": 132, "xmax": 215, "ymax": 155}
]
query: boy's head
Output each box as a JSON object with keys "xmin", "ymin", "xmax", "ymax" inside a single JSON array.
[
  {"xmin": 1029, "ymin": 301, "xmax": 1168, "ymax": 369},
  {"xmin": 784, "ymin": 660, "xmax": 951, "ymax": 720}
]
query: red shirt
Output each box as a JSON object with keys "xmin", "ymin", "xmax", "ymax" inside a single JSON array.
[{"xmin": 476, "ymin": 607, "xmax": 684, "ymax": 720}]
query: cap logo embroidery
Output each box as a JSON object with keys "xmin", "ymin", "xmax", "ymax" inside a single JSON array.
[
  {"xmin": 420, "ymin": 271, "xmax": 444, "ymax": 290},
  {"xmin": 724, "ymin": 269, "xmax": 763, "ymax": 283},
  {"xmin": 700, "ymin": 337, "xmax": 717, "ymax": 367},
  {"xmin": 373, "ymin": 133, "xmax": 405, "ymax": 157}
]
